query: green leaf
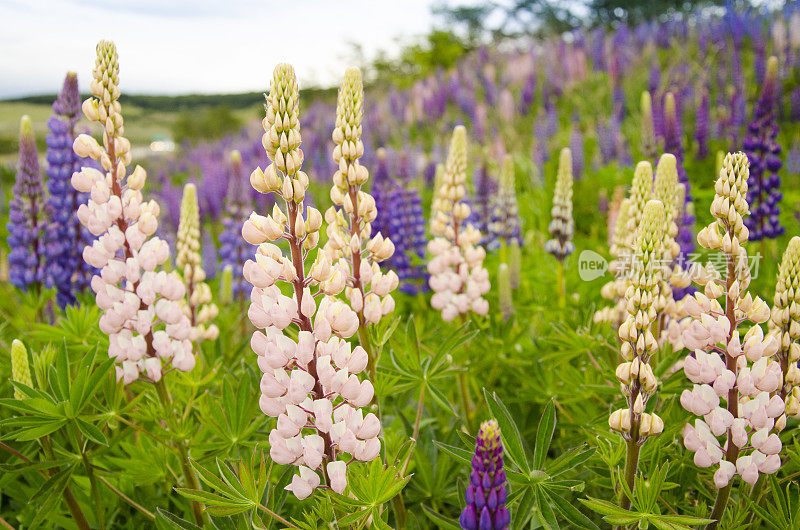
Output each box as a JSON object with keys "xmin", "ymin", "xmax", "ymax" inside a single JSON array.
[
  {"xmin": 75, "ymin": 417, "xmax": 108, "ymax": 446},
  {"xmin": 533, "ymin": 399, "xmax": 556, "ymax": 471},
  {"xmin": 175, "ymin": 489, "xmax": 253, "ymax": 516},
  {"xmin": 28, "ymin": 465, "xmax": 74, "ymax": 529},
  {"xmin": 155, "ymin": 507, "xmax": 203, "ymax": 530},
  {"xmin": 544, "ymin": 488, "xmax": 599, "ymax": 529},
  {"xmin": 483, "ymin": 389, "xmax": 530, "ymax": 474},
  {"xmin": 420, "ymin": 504, "xmax": 462, "ymax": 530},
  {"xmin": 545, "ymin": 445, "xmax": 594, "ymax": 477},
  {"xmin": 433, "ymin": 441, "xmax": 473, "ymax": 465}
]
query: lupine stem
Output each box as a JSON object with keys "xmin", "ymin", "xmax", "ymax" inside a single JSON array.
[
  {"xmin": 97, "ymin": 475, "xmax": 156, "ymax": 521},
  {"xmin": 706, "ymin": 255, "xmax": 739, "ymax": 530},
  {"xmin": 458, "ymin": 371, "xmax": 473, "ymax": 432},
  {"xmin": 40, "ymin": 436, "xmax": 91, "ymax": 530},
  {"xmin": 80, "ymin": 449, "xmax": 105, "ymax": 529},
  {"xmin": 154, "ymin": 379, "xmax": 207, "ymax": 526},
  {"xmin": 619, "ymin": 428, "xmax": 641, "ymax": 511},
  {"xmin": 557, "ymin": 261, "xmax": 565, "ymax": 308}
]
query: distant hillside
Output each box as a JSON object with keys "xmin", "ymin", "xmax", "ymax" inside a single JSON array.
[{"xmin": 2, "ymin": 87, "xmax": 338, "ymax": 113}]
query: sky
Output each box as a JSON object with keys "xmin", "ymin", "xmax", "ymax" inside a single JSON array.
[{"xmin": 0, "ymin": 0, "xmax": 438, "ymax": 98}]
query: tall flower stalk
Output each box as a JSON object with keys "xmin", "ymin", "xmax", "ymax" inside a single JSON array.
[
  {"xmin": 609, "ymin": 199, "xmax": 666, "ymax": 509},
  {"xmin": 640, "ymin": 91, "xmax": 658, "ymax": 159},
  {"xmin": 770, "ymin": 236, "xmax": 800, "ymax": 414},
  {"xmin": 45, "ymin": 72, "xmax": 96, "ymax": 307},
  {"xmin": 428, "ymin": 125, "xmax": 490, "ymax": 322},
  {"xmin": 679, "ymin": 153, "xmax": 782, "ymax": 529},
  {"xmin": 489, "ymin": 155, "xmax": 521, "ymax": 249},
  {"xmin": 176, "ymin": 183, "xmax": 219, "ymax": 343},
  {"xmin": 242, "ymin": 63, "xmax": 380, "ymax": 499},
  {"xmin": 545, "ymin": 148, "xmax": 574, "ymax": 307},
  {"xmin": 744, "ymin": 56, "xmax": 784, "ymax": 242},
  {"xmin": 71, "ymin": 41, "xmax": 205, "ymax": 525},
  {"xmin": 218, "ymin": 150, "xmax": 253, "ymax": 300},
  {"xmin": 323, "ymin": 67, "xmax": 397, "ymax": 382},
  {"xmin": 7, "ymin": 116, "xmax": 46, "ymax": 290}
]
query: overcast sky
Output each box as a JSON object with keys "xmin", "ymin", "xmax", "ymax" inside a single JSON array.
[{"xmin": 0, "ymin": 0, "xmax": 437, "ymax": 98}]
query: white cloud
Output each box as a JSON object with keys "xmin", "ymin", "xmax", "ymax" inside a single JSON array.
[{"xmin": 0, "ymin": 0, "xmax": 436, "ymax": 97}]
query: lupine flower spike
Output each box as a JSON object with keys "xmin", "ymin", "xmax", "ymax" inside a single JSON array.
[
  {"xmin": 45, "ymin": 72, "xmax": 96, "ymax": 307},
  {"xmin": 218, "ymin": 150, "xmax": 254, "ymax": 299},
  {"xmin": 680, "ymin": 153, "xmax": 782, "ymax": 529},
  {"xmin": 428, "ymin": 125, "xmax": 490, "ymax": 321},
  {"xmin": 545, "ymin": 147, "xmax": 574, "ymax": 307},
  {"xmin": 71, "ymin": 41, "xmax": 195, "ymax": 384},
  {"xmin": 10, "ymin": 339, "xmax": 33, "ymax": 400},
  {"xmin": 176, "ymin": 183, "xmax": 219, "ymax": 343},
  {"xmin": 489, "ymin": 155, "xmax": 521, "ymax": 248},
  {"xmin": 242, "ymin": 63, "xmax": 380, "ymax": 499},
  {"xmin": 769, "ymin": 236, "xmax": 800, "ymax": 417},
  {"xmin": 323, "ymin": 67, "xmax": 397, "ymax": 380},
  {"xmin": 744, "ymin": 56, "xmax": 784, "ymax": 242},
  {"xmin": 640, "ymin": 91, "xmax": 658, "ymax": 159},
  {"xmin": 459, "ymin": 419, "xmax": 510, "ymax": 530},
  {"xmin": 595, "ymin": 197, "xmax": 632, "ymax": 326},
  {"xmin": 7, "ymin": 116, "xmax": 46, "ymax": 290},
  {"xmin": 609, "ymin": 199, "xmax": 666, "ymax": 509}
]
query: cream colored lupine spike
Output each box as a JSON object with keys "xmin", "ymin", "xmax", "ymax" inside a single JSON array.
[
  {"xmin": 323, "ymin": 68, "xmax": 397, "ymax": 379},
  {"xmin": 680, "ymin": 152, "xmax": 784, "ymax": 498},
  {"xmin": 609, "ymin": 199, "xmax": 666, "ymax": 510},
  {"xmin": 177, "ymin": 183, "xmax": 218, "ymax": 342},
  {"xmin": 770, "ymin": 236, "xmax": 800, "ymax": 419},
  {"xmin": 427, "ymin": 125, "xmax": 490, "ymax": 321},
  {"xmin": 242, "ymin": 63, "xmax": 381, "ymax": 501}
]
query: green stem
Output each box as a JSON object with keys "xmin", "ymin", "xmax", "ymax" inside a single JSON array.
[
  {"xmin": 458, "ymin": 372, "xmax": 473, "ymax": 432},
  {"xmin": 256, "ymin": 503, "xmax": 299, "ymax": 529},
  {"xmin": 557, "ymin": 261, "xmax": 565, "ymax": 309},
  {"xmin": 359, "ymin": 325, "xmax": 377, "ymax": 385},
  {"xmin": 97, "ymin": 475, "xmax": 156, "ymax": 521},
  {"xmin": 619, "ymin": 428, "xmax": 641, "ymax": 511},
  {"xmin": 743, "ymin": 475, "xmax": 766, "ymax": 526},
  {"xmin": 706, "ymin": 252, "xmax": 740, "ymax": 530},
  {"xmin": 155, "ymin": 379, "xmax": 208, "ymax": 527},
  {"xmin": 40, "ymin": 437, "xmax": 91, "ymax": 530},
  {"xmin": 80, "ymin": 449, "xmax": 105, "ymax": 530}
]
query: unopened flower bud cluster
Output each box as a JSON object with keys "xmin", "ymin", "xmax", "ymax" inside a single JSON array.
[
  {"xmin": 72, "ymin": 41, "xmax": 195, "ymax": 384},
  {"xmin": 242, "ymin": 64, "xmax": 380, "ymax": 500},
  {"xmin": 428, "ymin": 125, "xmax": 490, "ymax": 321}
]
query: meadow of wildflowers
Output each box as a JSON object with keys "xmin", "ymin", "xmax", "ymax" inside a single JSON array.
[{"xmin": 2, "ymin": 2, "xmax": 800, "ymax": 529}]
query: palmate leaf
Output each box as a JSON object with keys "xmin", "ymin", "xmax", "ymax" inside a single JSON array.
[{"xmin": 533, "ymin": 399, "xmax": 556, "ymax": 470}]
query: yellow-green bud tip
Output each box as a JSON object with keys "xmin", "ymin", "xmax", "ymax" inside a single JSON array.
[
  {"xmin": 230, "ymin": 150, "xmax": 241, "ymax": 164},
  {"xmin": 19, "ymin": 115, "xmax": 33, "ymax": 139},
  {"xmin": 10, "ymin": 339, "xmax": 33, "ymax": 399}
]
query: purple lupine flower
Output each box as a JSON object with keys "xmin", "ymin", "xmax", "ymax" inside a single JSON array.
[
  {"xmin": 387, "ymin": 185, "xmax": 428, "ymax": 295},
  {"xmin": 44, "ymin": 72, "xmax": 96, "ymax": 307},
  {"xmin": 695, "ymin": 87, "xmax": 710, "ymax": 159},
  {"xmin": 744, "ymin": 56, "xmax": 784, "ymax": 241},
  {"xmin": 663, "ymin": 92, "xmax": 696, "ymax": 298},
  {"xmin": 473, "ymin": 159, "xmax": 495, "ymax": 242},
  {"xmin": 7, "ymin": 116, "xmax": 46, "ymax": 289},
  {"xmin": 787, "ymin": 140, "xmax": 800, "ymax": 175},
  {"xmin": 218, "ymin": 151, "xmax": 255, "ymax": 297},
  {"xmin": 570, "ymin": 120, "xmax": 584, "ymax": 180},
  {"xmin": 459, "ymin": 419, "xmax": 510, "ymax": 530},
  {"xmin": 790, "ymin": 87, "xmax": 800, "ymax": 122}
]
